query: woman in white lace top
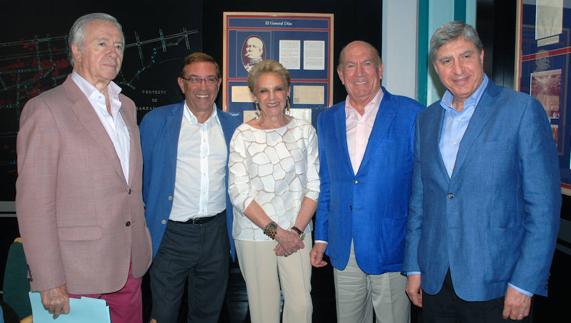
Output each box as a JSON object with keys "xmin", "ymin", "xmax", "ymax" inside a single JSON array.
[{"xmin": 228, "ymin": 60, "xmax": 319, "ymax": 323}]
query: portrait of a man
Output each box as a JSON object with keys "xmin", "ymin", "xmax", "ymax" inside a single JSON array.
[{"xmin": 242, "ymin": 36, "xmax": 264, "ymax": 72}]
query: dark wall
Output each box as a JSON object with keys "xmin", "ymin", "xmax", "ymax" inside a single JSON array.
[
  {"xmin": 202, "ymin": 0, "xmax": 382, "ymax": 104},
  {"xmin": 0, "ymin": 0, "xmax": 203, "ymax": 202},
  {"xmin": 477, "ymin": 0, "xmax": 517, "ymax": 88},
  {"xmin": 0, "ymin": 218, "xmax": 20, "ymax": 289}
]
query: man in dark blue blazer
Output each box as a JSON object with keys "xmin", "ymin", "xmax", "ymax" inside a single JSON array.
[
  {"xmin": 310, "ymin": 41, "xmax": 424, "ymax": 323},
  {"xmin": 403, "ymin": 22, "xmax": 561, "ymax": 323},
  {"xmin": 140, "ymin": 52, "xmax": 239, "ymax": 323}
]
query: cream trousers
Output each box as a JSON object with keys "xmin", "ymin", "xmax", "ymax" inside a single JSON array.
[
  {"xmin": 333, "ymin": 243, "xmax": 410, "ymax": 323},
  {"xmin": 235, "ymin": 236, "xmax": 312, "ymax": 323}
]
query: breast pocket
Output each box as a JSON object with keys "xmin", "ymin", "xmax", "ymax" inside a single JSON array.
[{"xmin": 468, "ymin": 140, "xmax": 516, "ymax": 185}]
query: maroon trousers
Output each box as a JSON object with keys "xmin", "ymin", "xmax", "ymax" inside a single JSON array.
[{"xmin": 69, "ymin": 268, "xmax": 143, "ymax": 323}]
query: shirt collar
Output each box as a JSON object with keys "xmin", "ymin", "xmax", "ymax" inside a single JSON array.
[
  {"xmin": 345, "ymin": 87, "xmax": 384, "ymax": 117},
  {"xmin": 71, "ymin": 71, "xmax": 123, "ymax": 117},
  {"xmin": 71, "ymin": 71, "xmax": 122, "ymax": 100},
  {"xmin": 440, "ymin": 74, "xmax": 488, "ymax": 113},
  {"xmin": 183, "ymin": 101, "xmax": 219, "ymax": 126}
]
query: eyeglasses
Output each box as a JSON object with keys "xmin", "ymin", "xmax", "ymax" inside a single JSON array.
[{"xmin": 180, "ymin": 75, "xmax": 219, "ymax": 85}]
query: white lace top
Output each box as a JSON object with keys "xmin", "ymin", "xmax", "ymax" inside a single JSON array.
[{"xmin": 229, "ymin": 118, "xmax": 320, "ymax": 241}]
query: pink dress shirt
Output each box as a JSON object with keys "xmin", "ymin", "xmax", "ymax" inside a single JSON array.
[{"xmin": 345, "ymin": 89, "xmax": 384, "ymax": 174}]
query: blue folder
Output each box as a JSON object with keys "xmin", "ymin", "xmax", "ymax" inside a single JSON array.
[{"xmin": 29, "ymin": 292, "xmax": 110, "ymax": 323}]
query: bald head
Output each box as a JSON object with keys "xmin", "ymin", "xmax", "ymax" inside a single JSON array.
[
  {"xmin": 338, "ymin": 41, "xmax": 382, "ymax": 70},
  {"xmin": 336, "ymin": 40, "xmax": 384, "ymax": 109},
  {"xmin": 246, "ymin": 37, "xmax": 264, "ymax": 60}
]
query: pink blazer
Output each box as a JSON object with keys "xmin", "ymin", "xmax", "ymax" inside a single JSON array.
[{"xmin": 16, "ymin": 75, "xmax": 152, "ymax": 294}]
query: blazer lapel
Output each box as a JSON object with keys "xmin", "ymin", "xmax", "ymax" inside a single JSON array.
[
  {"xmin": 218, "ymin": 111, "xmax": 235, "ymax": 145},
  {"xmin": 64, "ymin": 77, "xmax": 126, "ymax": 183},
  {"xmin": 427, "ymin": 106, "xmax": 450, "ymax": 180},
  {"xmin": 357, "ymin": 92, "xmax": 396, "ymax": 173},
  {"xmin": 119, "ymin": 98, "xmax": 138, "ymax": 186},
  {"xmin": 451, "ymin": 82, "xmax": 498, "ymax": 179},
  {"xmin": 164, "ymin": 103, "xmax": 184, "ymax": 176},
  {"xmin": 333, "ymin": 103, "xmax": 354, "ymax": 174}
]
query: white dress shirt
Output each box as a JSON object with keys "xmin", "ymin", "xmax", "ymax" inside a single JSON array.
[
  {"xmin": 71, "ymin": 72, "xmax": 130, "ymax": 183},
  {"xmin": 169, "ymin": 103, "xmax": 227, "ymax": 221}
]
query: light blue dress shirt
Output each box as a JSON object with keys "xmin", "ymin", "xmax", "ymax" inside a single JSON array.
[{"xmin": 439, "ymin": 75, "xmax": 489, "ymax": 177}]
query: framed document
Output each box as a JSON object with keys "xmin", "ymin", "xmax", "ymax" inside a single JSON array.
[
  {"xmin": 222, "ymin": 12, "xmax": 334, "ymax": 125},
  {"xmin": 515, "ymin": 0, "xmax": 571, "ymax": 194}
]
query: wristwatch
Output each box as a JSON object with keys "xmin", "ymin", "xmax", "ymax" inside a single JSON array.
[{"xmin": 291, "ymin": 226, "xmax": 305, "ymax": 241}]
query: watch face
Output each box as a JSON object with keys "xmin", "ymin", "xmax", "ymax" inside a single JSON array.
[{"xmin": 291, "ymin": 226, "xmax": 304, "ymax": 240}]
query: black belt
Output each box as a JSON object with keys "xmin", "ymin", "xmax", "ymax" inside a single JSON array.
[{"xmin": 170, "ymin": 210, "xmax": 224, "ymax": 225}]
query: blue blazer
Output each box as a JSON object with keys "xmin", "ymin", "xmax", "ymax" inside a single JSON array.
[
  {"xmin": 140, "ymin": 101, "xmax": 240, "ymax": 258},
  {"xmin": 314, "ymin": 88, "xmax": 424, "ymax": 274},
  {"xmin": 403, "ymin": 81, "xmax": 561, "ymax": 300}
]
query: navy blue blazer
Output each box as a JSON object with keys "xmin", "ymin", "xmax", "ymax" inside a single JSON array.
[
  {"xmin": 403, "ymin": 80, "xmax": 561, "ymax": 300},
  {"xmin": 314, "ymin": 87, "xmax": 424, "ymax": 274},
  {"xmin": 140, "ymin": 101, "xmax": 240, "ymax": 258}
]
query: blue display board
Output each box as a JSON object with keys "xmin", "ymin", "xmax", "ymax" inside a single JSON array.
[
  {"xmin": 222, "ymin": 12, "xmax": 334, "ymax": 125},
  {"xmin": 516, "ymin": 1, "xmax": 571, "ymax": 193}
]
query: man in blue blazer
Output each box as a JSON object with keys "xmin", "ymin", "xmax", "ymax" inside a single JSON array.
[
  {"xmin": 403, "ymin": 22, "xmax": 561, "ymax": 323},
  {"xmin": 140, "ymin": 52, "xmax": 239, "ymax": 323},
  {"xmin": 310, "ymin": 41, "xmax": 423, "ymax": 323}
]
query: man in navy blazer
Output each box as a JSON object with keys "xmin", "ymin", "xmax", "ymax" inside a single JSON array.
[
  {"xmin": 310, "ymin": 41, "xmax": 423, "ymax": 323},
  {"xmin": 403, "ymin": 22, "xmax": 561, "ymax": 323},
  {"xmin": 140, "ymin": 52, "xmax": 239, "ymax": 322}
]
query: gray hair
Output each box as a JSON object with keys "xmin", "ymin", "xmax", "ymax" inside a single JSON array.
[
  {"xmin": 429, "ymin": 21, "xmax": 483, "ymax": 63},
  {"xmin": 68, "ymin": 13, "xmax": 124, "ymax": 66}
]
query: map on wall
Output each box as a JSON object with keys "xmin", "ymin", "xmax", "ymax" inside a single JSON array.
[{"xmin": 0, "ymin": 1, "xmax": 203, "ymax": 203}]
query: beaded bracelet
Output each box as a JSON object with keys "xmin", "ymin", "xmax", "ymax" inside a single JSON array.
[{"xmin": 263, "ymin": 221, "xmax": 278, "ymax": 240}]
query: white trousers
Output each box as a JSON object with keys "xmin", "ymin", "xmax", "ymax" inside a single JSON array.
[
  {"xmin": 235, "ymin": 236, "xmax": 313, "ymax": 323},
  {"xmin": 334, "ymin": 243, "xmax": 410, "ymax": 323}
]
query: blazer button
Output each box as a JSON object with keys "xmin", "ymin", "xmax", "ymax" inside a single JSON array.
[
  {"xmin": 161, "ymin": 219, "xmax": 167, "ymax": 225},
  {"xmin": 125, "ymin": 221, "xmax": 131, "ymax": 227},
  {"xmin": 168, "ymin": 195, "xmax": 173, "ymax": 201},
  {"xmin": 128, "ymin": 188, "xmax": 132, "ymax": 194},
  {"xmin": 447, "ymin": 193, "xmax": 455, "ymax": 199},
  {"xmin": 353, "ymin": 179, "xmax": 359, "ymax": 184}
]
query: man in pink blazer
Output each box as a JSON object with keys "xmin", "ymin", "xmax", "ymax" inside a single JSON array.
[{"xmin": 16, "ymin": 13, "xmax": 151, "ymax": 323}]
